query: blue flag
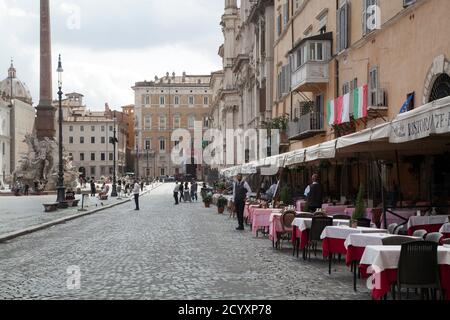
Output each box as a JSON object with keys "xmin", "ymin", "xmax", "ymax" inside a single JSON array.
[{"xmin": 399, "ymin": 94, "xmax": 414, "ymax": 114}]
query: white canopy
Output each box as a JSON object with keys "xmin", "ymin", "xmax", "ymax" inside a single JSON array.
[
  {"xmin": 390, "ymin": 96, "xmax": 450, "ymax": 143},
  {"xmin": 305, "ymin": 140, "xmax": 337, "ymax": 162},
  {"xmin": 218, "ymin": 96, "xmax": 450, "ymax": 175}
]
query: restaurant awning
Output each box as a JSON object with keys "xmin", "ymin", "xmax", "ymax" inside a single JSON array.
[
  {"xmin": 390, "ymin": 96, "xmax": 450, "ymax": 143},
  {"xmin": 285, "ymin": 149, "xmax": 306, "ymax": 166},
  {"xmin": 305, "ymin": 140, "xmax": 337, "ymax": 162}
]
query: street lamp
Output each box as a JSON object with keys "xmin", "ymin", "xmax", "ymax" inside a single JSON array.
[
  {"xmin": 110, "ymin": 112, "xmax": 119, "ymax": 197},
  {"xmin": 56, "ymin": 54, "xmax": 66, "ymax": 206},
  {"xmin": 135, "ymin": 131, "xmax": 140, "ymax": 180}
]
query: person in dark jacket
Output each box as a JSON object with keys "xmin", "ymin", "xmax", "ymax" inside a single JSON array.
[
  {"xmin": 233, "ymin": 174, "xmax": 252, "ymax": 231},
  {"xmin": 306, "ymin": 174, "xmax": 323, "ymax": 213},
  {"xmin": 90, "ymin": 180, "xmax": 96, "ymax": 197}
]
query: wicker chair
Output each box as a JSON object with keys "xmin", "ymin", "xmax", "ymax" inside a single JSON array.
[
  {"xmin": 442, "ymin": 238, "xmax": 450, "ymax": 245},
  {"xmin": 395, "ymin": 241, "xmax": 442, "ymax": 300},
  {"xmin": 357, "ymin": 218, "xmax": 372, "ymax": 227},
  {"xmin": 296, "ymin": 213, "xmax": 314, "ymax": 218},
  {"xmin": 388, "ymin": 223, "xmax": 398, "ymax": 235},
  {"xmin": 277, "ymin": 211, "xmax": 296, "ymax": 250},
  {"xmin": 425, "ymin": 232, "xmax": 444, "ymax": 244},
  {"xmin": 333, "ymin": 215, "xmax": 351, "ymax": 220},
  {"xmin": 413, "ymin": 229, "xmax": 428, "ymax": 239},
  {"xmin": 304, "ymin": 216, "xmax": 333, "ymax": 261},
  {"xmin": 382, "ymin": 236, "xmax": 418, "ymax": 246}
]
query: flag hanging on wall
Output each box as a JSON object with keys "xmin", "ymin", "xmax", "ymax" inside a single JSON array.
[
  {"xmin": 327, "ymin": 99, "xmax": 335, "ymax": 126},
  {"xmin": 353, "ymin": 84, "xmax": 369, "ymax": 119},
  {"xmin": 334, "ymin": 94, "xmax": 351, "ymax": 124}
]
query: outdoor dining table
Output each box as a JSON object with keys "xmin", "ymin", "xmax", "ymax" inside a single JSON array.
[
  {"xmin": 380, "ymin": 209, "xmax": 417, "ymax": 228},
  {"xmin": 322, "ymin": 205, "xmax": 349, "ymax": 215},
  {"xmin": 407, "ymin": 215, "xmax": 449, "ymax": 236},
  {"xmin": 320, "ymin": 225, "xmax": 387, "ymax": 274},
  {"xmin": 344, "ymin": 207, "xmax": 375, "ymax": 220},
  {"xmin": 296, "ymin": 200, "xmax": 307, "ymax": 212},
  {"xmin": 269, "ymin": 212, "xmax": 283, "ymax": 248},
  {"xmin": 291, "ymin": 218, "xmax": 351, "ymax": 256},
  {"xmin": 244, "ymin": 204, "xmax": 260, "ymax": 223},
  {"xmin": 252, "ymin": 208, "xmax": 282, "ymax": 237},
  {"xmin": 344, "ymin": 233, "xmax": 421, "ymax": 291},
  {"xmin": 359, "ymin": 245, "xmax": 450, "ymax": 300},
  {"xmin": 440, "ymin": 223, "xmax": 450, "ymax": 239}
]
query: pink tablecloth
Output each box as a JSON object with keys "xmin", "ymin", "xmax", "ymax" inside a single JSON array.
[
  {"xmin": 245, "ymin": 205, "xmax": 260, "ymax": 222},
  {"xmin": 344, "ymin": 207, "xmax": 375, "ymax": 220},
  {"xmin": 380, "ymin": 209, "xmax": 417, "ymax": 227},
  {"xmin": 322, "ymin": 205, "xmax": 348, "ymax": 215},
  {"xmin": 252, "ymin": 209, "xmax": 282, "ymax": 237},
  {"xmin": 269, "ymin": 213, "xmax": 283, "ymax": 244},
  {"xmin": 296, "ymin": 200, "xmax": 307, "ymax": 212}
]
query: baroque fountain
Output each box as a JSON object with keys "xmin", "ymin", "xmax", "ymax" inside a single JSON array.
[{"xmin": 11, "ymin": 133, "xmax": 79, "ymax": 192}]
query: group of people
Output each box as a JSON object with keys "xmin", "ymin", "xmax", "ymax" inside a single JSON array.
[
  {"xmin": 230, "ymin": 173, "xmax": 323, "ymax": 231},
  {"xmin": 173, "ymin": 181, "xmax": 199, "ymax": 205}
]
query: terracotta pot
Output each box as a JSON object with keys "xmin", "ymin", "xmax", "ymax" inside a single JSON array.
[
  {"xmin": 218, "ymin": 207, "xmax": 225, "ymax": 214},
  {"xmin": 204, "ymin": 202, "xmax": 211, "ymax": 208}
]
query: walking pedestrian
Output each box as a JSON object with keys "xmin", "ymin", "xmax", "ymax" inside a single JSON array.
[
  {"xmin": 90, "ymin": 179, "xmax": 96, "ymax": 197},
  {"xmin": 174, "ymin": 182, "xmax": 180, "ymax": 205},
  {"xmin": 191, "ymin": 181, "xmax": 198, "ymax": 202},
  {"xmin": 233, "ymin": 174, "xmax": 252, "ymax": 231},
  {"xmin": 184, "ymin": 182, "xmax": 191, "ymax": 202},
  {"xmin": 179, "ymin": 183, "xmax": 184, "ymax": 203},
  {"xmin": 133, "ymin": 180, "xmax": 141, "ymax": 210},
  {"xmin": 24, "ymin": 184, "xmax": 29, "ymax": 196}
]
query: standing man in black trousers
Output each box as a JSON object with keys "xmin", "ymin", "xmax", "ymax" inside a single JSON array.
[
  {"xmin": 133, "ymin": 180, "xmax": 141, "ymax": 211},
  {"xmin": 306, "ymin": 174, "xmax": 323, "ymax": 213},
  {"xmin": 233, "ymin": 174, "xmax": 252, "ymax": 231}
]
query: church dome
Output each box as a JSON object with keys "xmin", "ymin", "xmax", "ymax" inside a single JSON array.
[{"xmin": 0, "ymin": 61, "xmax": 33, "ymax": 105}]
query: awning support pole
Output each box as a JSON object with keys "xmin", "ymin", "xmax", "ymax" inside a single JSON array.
[{"xmin": 395, "ymin": 150, "xmax": 403, "ymax": 208}]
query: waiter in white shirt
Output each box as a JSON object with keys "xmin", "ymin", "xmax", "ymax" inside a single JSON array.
[{"xmin": 233, "ymin": 174, "xmax": 252, "ymax": 231}]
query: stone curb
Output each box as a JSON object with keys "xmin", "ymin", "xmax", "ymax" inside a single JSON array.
[{"xmin": 0, "ymin": 183, "xmax": 164, "ymax": 243}]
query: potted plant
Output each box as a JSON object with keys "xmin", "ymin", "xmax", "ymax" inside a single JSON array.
[
  {"xmin": 217, "ymin": 196, "xmax": 228, "ymax": 214},
  {"xmin": 352, "ymin": 184, "xmax": 366, "ymax": 228},
  {"xmin": 203, "ymin": 194, "xmax": 213, "ymax": 208}
]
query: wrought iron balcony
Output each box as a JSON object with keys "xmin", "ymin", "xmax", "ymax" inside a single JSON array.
[{"xmin": 288, "ymin": 112, "xmax": 325, "ymax": 140}]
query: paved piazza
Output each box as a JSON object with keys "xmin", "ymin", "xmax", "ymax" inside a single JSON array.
[{"xmin": 0, "ymin": 183, "xmax": 370, "ymax": 300}]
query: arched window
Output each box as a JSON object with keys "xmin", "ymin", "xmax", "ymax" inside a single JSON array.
[{"xmin": 429, "ymin": 73, "xmax": 450, "ymax": 102}]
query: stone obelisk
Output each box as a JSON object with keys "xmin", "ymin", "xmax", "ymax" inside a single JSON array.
[{"xmin": 36, "ymin": 0, "xmax": 56, "ymax": 140}]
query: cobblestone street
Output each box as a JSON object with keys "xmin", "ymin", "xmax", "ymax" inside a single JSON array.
[{"xmin": 0, "ymin": 183, "xmax": 370, "ymax": 300}]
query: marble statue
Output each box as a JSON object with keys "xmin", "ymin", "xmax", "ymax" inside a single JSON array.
[{"xmin": 12, "ymin": 133, "xmax": 78, "ymax": 192}]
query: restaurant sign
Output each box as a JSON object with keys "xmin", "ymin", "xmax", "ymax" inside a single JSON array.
[{"xmin": 390, "ymin": 102, "xmax": 450, "ymax": 143}]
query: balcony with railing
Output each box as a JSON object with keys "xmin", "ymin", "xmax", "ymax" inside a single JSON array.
[
  {"xmin": 291, "ymin": 61, "xmax": 330, "ymax": 92},
  {"xmin": 289, "ymin": 32, "xmax": 333, "ymax": 92},
  {"xmin": 288, "ymin": 111, "xmax": 325, "ymax": 140}
]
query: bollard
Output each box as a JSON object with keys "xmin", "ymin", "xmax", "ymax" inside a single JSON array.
[{"xmin": 78, "ymin": 194, "xmax": 88, "ymax": 212}]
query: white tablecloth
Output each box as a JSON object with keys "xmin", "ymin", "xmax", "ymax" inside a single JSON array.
[
  {"xmin": 440, "ymin": 223, "xmax": 450, "ymax": 234},
  {"xmin": 360, "ymin": 246, "xmax": 450, "ymax": 273},
  {"xmin": 344, "ymin": 233, "xmax": 420, "ymax": 249},
  {"xmin": 407, "ymin": 215, "xmax": 449, "ymax": 229},
  {"xmin": 292, "ymin": 218, "xmax": 350, "ymax": 232},
  {"xmin": 320, "ymin": 226, "xmax": 387, "ymax": 241}
]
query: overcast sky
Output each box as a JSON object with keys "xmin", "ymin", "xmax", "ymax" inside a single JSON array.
[{"xmin": 0, "ymin": 0, "xmax": 224, "ymax": 110}]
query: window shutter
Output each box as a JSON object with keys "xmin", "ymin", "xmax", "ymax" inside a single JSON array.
[
  {"xmin": 336, "ymin": 8, "xmax": 341, "ymax": 53},
  {"xmin": 362, "ymin": 0, "xmax": 367, "ymax": 35},
  {"xmin": 343, "ymin": 2, "xmax": 349, "ymax": 50}
]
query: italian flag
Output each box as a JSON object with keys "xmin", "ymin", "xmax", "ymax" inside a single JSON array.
[
  {"xmin": 327, "ymin": 100, "xmax": 335, "ymax": 126},
  {"xmin": 334, "ymin": 95, "xmax": 350, "ymax": 125},
  {"xmin": 353, "ymin": 84, "xmax": 369, "ymax": 119}
]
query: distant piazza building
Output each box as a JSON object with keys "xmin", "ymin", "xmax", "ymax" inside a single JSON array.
[
  {"xmin": 132, "ymin": 72, "xmax": 212, "ymax": 180},
  {"xmin": 54, "ymin": 92, "xmax": 129, "ymax": 181},
  {"xmin": 0, "ymin": 61, "xmax": 35, "ymax": 187}
]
